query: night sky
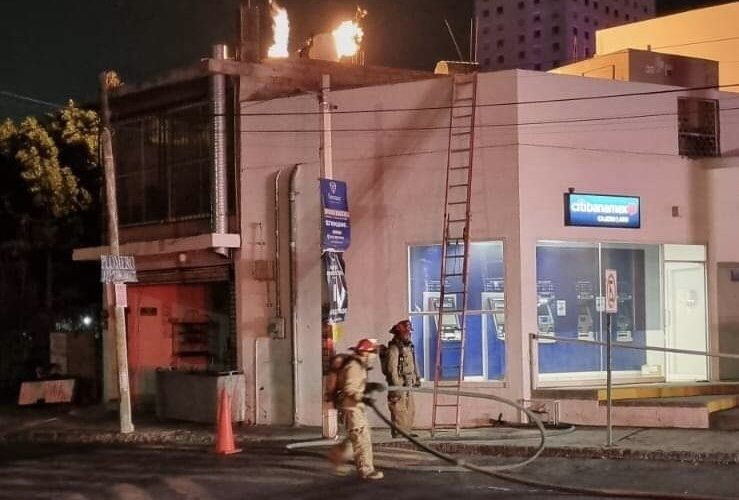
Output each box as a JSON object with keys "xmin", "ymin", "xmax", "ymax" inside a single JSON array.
[{"xmin": 0, "ymin": 0, "xmax": 734, "ymax": 118}]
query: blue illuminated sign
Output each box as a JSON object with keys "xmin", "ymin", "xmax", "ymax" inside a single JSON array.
[{"xmin": 564, "ymin": 193, "xmax": 640, "ymax": 229}]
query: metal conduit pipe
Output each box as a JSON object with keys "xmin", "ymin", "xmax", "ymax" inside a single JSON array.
[
  {"xmin": 289, "ymin": 164, "xmax": 302, "ymax": 425},
  {"xmin": 211, "ymin": 44, "xmax": 229, "ymax": 257},
  {"xmin": 273, "ymin": 170, "xmax": 282, "ymax": 318}
]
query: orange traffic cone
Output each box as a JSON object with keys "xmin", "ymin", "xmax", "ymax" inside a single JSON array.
[{"xmin": 215, "ymin": 389, "xmax": 242, "ymax": 455}]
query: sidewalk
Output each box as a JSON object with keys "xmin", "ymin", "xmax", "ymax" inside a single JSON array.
[{"xmin": 0, "ymin": 404, "xmax": 736, "ymax": 465}]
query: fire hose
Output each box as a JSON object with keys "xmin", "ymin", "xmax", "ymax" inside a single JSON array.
[{"xmin": 289, "ymin": 385, "xmax": 731, "ymax": 500}]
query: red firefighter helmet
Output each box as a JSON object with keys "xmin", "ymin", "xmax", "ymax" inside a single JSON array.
[{"xmin": 353, "ymin": 338, "xmax": 379, "ymax": 353}]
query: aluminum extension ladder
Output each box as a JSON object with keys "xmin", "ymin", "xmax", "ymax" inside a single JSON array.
[{"xmin": 431, "ymin": 72, "xmax": 478, "ymax": 437}]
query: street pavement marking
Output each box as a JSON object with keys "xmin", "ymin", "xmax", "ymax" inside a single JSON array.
[
  {"xmin": 109, "ymin": 483, "xmax": 154, "ymax": 500},
  {"xmin": 161, "ymin": 476, "xmax": 213, "ymax": 500}
]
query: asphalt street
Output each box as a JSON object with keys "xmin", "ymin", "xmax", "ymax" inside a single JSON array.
[{"xmin": 0, "ymin": 442, "xmax": 736, "ymax": 499}]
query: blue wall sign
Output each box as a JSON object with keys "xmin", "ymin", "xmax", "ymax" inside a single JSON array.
[
  {"xmin": 564, "ymin": 193, "xmax": 641, "ymax": 229},
  {"xmin": 320, "ymin": 178, "xmax": 351, "ymax": 251}
]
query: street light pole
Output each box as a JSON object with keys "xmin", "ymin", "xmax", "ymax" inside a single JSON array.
[{"xmin": 99, "ymin": 71, "xmax": 134, "ymax": 434}]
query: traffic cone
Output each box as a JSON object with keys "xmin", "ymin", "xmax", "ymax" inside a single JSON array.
[{"xmin": 215, "ymin": 389, "xmax": 242, "ymax": 455}]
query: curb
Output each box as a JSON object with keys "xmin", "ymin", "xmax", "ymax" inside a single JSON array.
[
  {"xmin": 377, "ymin": 440, "xmax": 739, "ymax": 466},
  {"xmin": 0, "ymin": 430, "xmax": 302, "ymax": 447},
  {"xmin": 3, "ymin": 430, "xmax": 737, "ymax": 466}
]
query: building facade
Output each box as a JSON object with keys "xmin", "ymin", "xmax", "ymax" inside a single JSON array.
[
  {"xmin": 76, "ymin": 52, "xmax": 739, "ymax": 429},
  {"xmin": 475, "ymin": 0, "xmax": 656, "ymax": 71},
  {"xmin": 596, "ymin": 1, "xmax": 739, "ymax": 92}
]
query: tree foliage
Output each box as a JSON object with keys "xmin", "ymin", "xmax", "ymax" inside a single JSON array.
[
  {"xmin": 0, "ymin": 102, "xmax": 101, "ymax": 337},
  {"xmin": 0, "ymin": 102, "xmax": 99, "ymax": 222}
]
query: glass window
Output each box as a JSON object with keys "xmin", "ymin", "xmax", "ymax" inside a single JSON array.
[
  {"xmin": 535, "ymin": 242, "xmax": 665, "ymax": 382},
  {"xmin": 408, "ymin": 242, "xmax": 506, "ymax": 381},
  {"xmin": 114, "ymin": 101, "xmax": 213, "ymax": 226}
]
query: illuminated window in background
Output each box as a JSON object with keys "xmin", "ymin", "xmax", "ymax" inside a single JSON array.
[{"xmin": 408, "ymin": 242, "xmax": 506, "ymax": 381}]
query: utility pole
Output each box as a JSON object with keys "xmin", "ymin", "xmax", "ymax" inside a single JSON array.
[
  {"xmin": 99, "ymin": 71, "xmax": 134, "ymax": 434},
  {"xmin": 320, "ymin": 74, "xmax": 336, "ymax": 439}
]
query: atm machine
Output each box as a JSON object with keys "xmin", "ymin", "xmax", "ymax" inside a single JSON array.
[
  {"xmin": 482, "ymin": 277, "xmax": 506, "ymax": 341},
  {"xmin": 423, "ymin": 291, "xmax": 462, "ymax": 342},
  {"xmin": 615, "ymin": 282, "xmax": 634, "ymax": 342},
  {"xmin": 575, "ymin": 280, "xmax": 596, "ymax": 341},
  {"xmin": 537, "ymin": 280, "xmax": 556, "ymax": 343}
]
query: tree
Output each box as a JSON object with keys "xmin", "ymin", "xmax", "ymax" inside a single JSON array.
[{"xmin": 0, "ymin": 102, "xmax": 101, "ymax": 348}]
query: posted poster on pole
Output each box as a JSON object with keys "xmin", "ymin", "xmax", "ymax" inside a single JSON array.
[
  {"xmin": 320, "ymin": 178, "xmax": 351, "ymax": 252},
  {"xmin": 605, "ymin": 269, "xmax": 618, "ymax": 314},
  {"xmin": 323, "ymin": 252, "xmax": 348, "ymax": 324}
]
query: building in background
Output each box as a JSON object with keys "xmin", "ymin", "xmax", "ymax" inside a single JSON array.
[
  {"xmin": 596, "ymin": 1, "xmax": 739, "ymax": 91},
  {"xmin": 474, "ymin": 0, "xmax": 656, "ymax": 71}
]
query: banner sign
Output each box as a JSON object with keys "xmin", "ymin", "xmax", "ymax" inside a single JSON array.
[
  {"xmin": 320, "ymin": 178, "xmax": 351, "ymax": 251},
  {"xmin": 564, "ymin": 193, "xmax": 641, "ymax": 229},
  {"xmin": 323, "ymin": 252, "xmax": 348, "ymax": 324},
  {"xmin": 100, "ymin": 255, "xmax": 138, "ymax": 283}
]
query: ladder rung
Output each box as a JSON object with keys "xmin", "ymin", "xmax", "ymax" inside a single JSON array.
[
  {"xmin": 448, "ymin": 219, "xmax": 466, "ymax": 223},
  {"xmin": 434, "ymin": 404, "xmax": 460, "ymax": 408},
  {"xmin": 444, "ymin": 273, "xmax": 464, "ymax": 277},
  {"xmin": 451, "ymin": 148, "xmax": 471, "ymax": 153},
  {"xmin": 447, "ymin": 201, "xmax": 467, "ymax": 205},
  {"xmin": 451, "ymin": 131, "xmax": 471, "ymax": 136},
  {"xmin": 445, "ymin": 254, "xmax": 464, "ymax": 259},
  {"xmin": 454, "ymin": 98, "xmax": 474, "ymax": 103},
  {"xmin": 452, "ymin": 113, "xmax": 474, "ymax": 119},
  {"xmin": 450, "ymin": 166, "xmax": 470, "ymax": 171},
  {"xmin": 449, "ymin": 183, "xmax": 469, "ymax": 188}
]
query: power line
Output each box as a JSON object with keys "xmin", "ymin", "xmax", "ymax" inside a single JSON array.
[
  {"xmin": 232, "ymin": 81, "xmax": 739, "ymax": 118},
  {"xmin": 0, "ymin": 90, "xmax": 63, "ymax": 109},
  {"xmin": 235, "ymin": 105, "xmax": 739, "ymax": 134},
  {"xmin": 653, "ymin": 35, "xmax": 739, "ymax": 51}
]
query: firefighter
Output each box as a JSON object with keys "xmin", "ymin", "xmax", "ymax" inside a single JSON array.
[
  {"xmin": 329, "ymin": 338, "xmax": 384, "ymax": 480},
  {"xmin": 386, "ymin": 319, "xmax": 421, "ymax": 438}
]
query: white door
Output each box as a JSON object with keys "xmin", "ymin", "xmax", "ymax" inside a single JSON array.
[{"xmin": 665, "ymin": 262, "xmax": 708, "ymax": 382}]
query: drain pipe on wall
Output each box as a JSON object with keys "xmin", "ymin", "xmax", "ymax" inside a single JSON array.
[
  {"xmin": 289, "ymin": 164, "xmax": 302, "ymax": 425},
  {"xmin": 211, "ymin": 44, "xmax": 229, "ymax": 257}
]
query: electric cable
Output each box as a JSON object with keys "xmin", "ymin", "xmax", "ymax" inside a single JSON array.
[
  {"xmin": 232, "ymin": 81, "xmax": 739, "ymax": 117},
  {"xmin": 0, "ymin": 90, "xmax": 64, "ymax": 109}
]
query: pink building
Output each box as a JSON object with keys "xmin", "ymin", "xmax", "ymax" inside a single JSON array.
[
  {"xmin": 76, "ymin": 53, "xmax": 739, "ymax": 429},
  {"xmin": 475, "ymin": 0, "xmax": 656, "ymax": 71}
]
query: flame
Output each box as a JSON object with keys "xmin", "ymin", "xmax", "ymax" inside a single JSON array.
[
  {"xmin": 267, "ymin": 2, "xmax": 290, "ymax": 58},
  {"xmin": 332, "ymin": 21, "xmax": 364, "ymax": 58}
]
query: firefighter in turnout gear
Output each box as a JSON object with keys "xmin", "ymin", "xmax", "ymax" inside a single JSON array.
[
  {"xmin": 328, "ymin": 338, "xmax": 384, "ymax": 480},
  {"xmin": 386, "ymin": 320, "xmax": 421, "ymax": 438}
]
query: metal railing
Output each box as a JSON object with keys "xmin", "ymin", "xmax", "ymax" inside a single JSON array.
[{"xmin": 529, "ymin": 332, "xmax": 739, "ymax": 447}]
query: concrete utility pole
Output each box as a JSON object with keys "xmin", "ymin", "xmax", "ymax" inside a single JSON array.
[
  {"xmin": 99, "ymin": 71, "xmax": 134, "ymax": 434},
  {"xmin": 320, "ymin": 74, "xmax": 337, "ymax": 439}
]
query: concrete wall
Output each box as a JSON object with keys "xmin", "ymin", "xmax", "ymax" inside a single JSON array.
[
  {"xmin": 239, "ymin": 93, "xmax": 322, "ymax": 425},
  {"xmin": 596, "ymin": 2, "xmax": 739, "ymax": 92}
]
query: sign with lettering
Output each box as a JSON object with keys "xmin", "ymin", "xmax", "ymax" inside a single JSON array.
[
  {"xmin": 320, "ymin": 179, "xmax": 351, "ymax": 252},
  {"xmin": 100, "ymin": 255, "xmax": 138, "ymax": 283},
  {"xmin": 565, "ymin": 193, "xmax": 640, "ymax": 229},
  {"xmin": 605, "ymin": 269, "xmax": 618, "ymax": 314},
  {"xmin": 324, "ymin": 252, "xmax": 348, "ymax": 324},
  {"xmin": 18, "ymin": 379, "xmax": 76, "ymax": 405}
]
